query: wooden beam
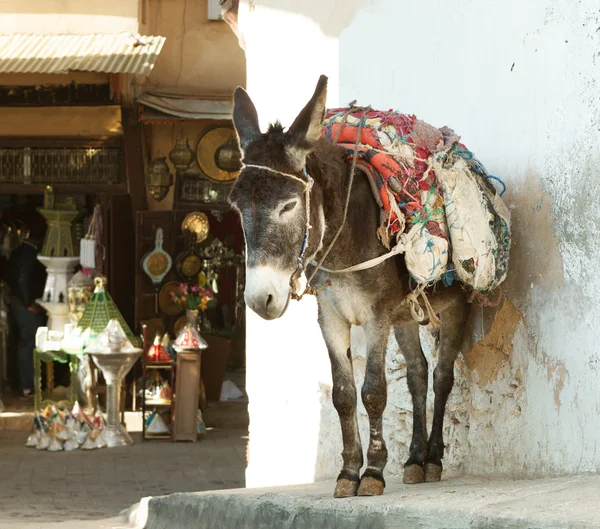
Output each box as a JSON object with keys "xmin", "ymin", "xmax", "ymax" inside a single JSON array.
[
  {"xmin": 122, "ymin": 107, "xmax": 148, "ymax": 213},
  {"xmin": 0, "ymin": 106, "xmax": 123, "ymax": 137},
  {"xmin": 0, "ymin": 136, "xmax": 122, "ymax": 148},
  {"xmin": 0, "ymin": 183, "xmax": 127, "ymax": 195}
]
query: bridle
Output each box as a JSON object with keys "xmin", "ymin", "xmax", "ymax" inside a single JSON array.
[
  {"xmin": 240, "ymin": 105, "xmax": 368, "ymax": 302},
  {"xmin": 241, "ymin": 163, "xmax": 319, "ymax": 300},
  {"xmin": 240, "ymin": 103, "xmax": 440, "ymax": 326}
]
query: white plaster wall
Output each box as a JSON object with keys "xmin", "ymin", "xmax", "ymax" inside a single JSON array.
[
  {"xmin": 339, "ymin": 0, "xmax": 600, "ymax": 478},
  {"xmin": 237, "ymin": 1, "xmax": 341, "ymax": 488},
  {"xmin": 240, "ymin": 0, "xmax": 600, "ymax": 486}
]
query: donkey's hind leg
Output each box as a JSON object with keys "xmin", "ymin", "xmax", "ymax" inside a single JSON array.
[
  {"xmin": 357, "ymin": 323, "xmax": 390, "ymax": 496},
  {"xmin": 424, "ymin": 303, "xmax": 467, "ymax": 482},
  {"xmin": 394, "ymin": 323, "xmax": 429, "ymax": 484},
  {"xmin": 318, "ymin": 305, "xmax": 363, "ymax": 498}
]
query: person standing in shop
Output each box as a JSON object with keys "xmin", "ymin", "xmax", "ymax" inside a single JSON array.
[{"xmin": 5, "ymin": 222, "xmax": 47, "ymax": 398}]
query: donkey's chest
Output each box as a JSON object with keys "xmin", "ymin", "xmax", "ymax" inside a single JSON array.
[{"xmin": 319, "ymin": 283, "xmax": 375, "ymax": 326}]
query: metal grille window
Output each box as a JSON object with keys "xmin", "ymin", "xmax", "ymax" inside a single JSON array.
[{"xmin": 0, "ymin": 147, "xmax": 124, "ymax": 185}]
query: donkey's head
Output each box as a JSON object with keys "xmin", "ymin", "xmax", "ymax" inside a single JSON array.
[{"xmin": 229, "ymin": 76, "xmax": 329, "ymax": 320}]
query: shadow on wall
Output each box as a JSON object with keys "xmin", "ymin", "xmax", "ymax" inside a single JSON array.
[{"xmin": 311, "ymin": 167, "xmax": 578, "ymax": 481}]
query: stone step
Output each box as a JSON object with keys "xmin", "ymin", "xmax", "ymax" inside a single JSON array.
[
  {"xmin": 0, "ymin": 411, "xmax": 34, "ymax": 431},
  {"xmin": 127, "ymin": 475, "xmax": 600, "ymax": 529}
]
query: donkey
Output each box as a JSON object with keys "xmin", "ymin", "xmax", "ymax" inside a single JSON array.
[{"xmin": 229, "ymin": 75, "xmax": 468, "ymax": 497}]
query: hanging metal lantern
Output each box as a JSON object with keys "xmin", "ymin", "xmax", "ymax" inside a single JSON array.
[
  {"xmin": 215, "ymin": 136, "xmax": 242, "ymax": 173},
  {"xmin": 146, "ymin": 157, "xmax": 173, "ymax": 202},
  {"xmin": 169, "ymin": 139, "xmax": 194, "ymax": 174}
]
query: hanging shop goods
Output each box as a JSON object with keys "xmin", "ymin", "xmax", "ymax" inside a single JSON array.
[
  {"xmin": 169, "ymin": 138, "xmax": 194, "ymax": 174},
  {"xmin": 141, "ymin": 227, "xmax": 173, "ymax": 311},
  {"xmin": 159, "ymin": 280, "xmax": 184, "ymax": 316},
  {"xmin": 177, "ymin": 212, "xmax": 210, "ymax": 280},
  {"xmin": 181, "ymin": 211, "xmax": 210, "ymax": 241},
  {"xmin": 146, "ymin": 157, "xmax": 173, "ymax": 201},
  {"xmin": 80, "ymin": 204, "xmax": 103, "ymax": 275},
  {"xmin": 322, "ymin": 108, "xmax": 511, "ymax": 294},
  {"xmin": 176, "ymin": 234, "xmax": 202, "ymax": 280},
  {"xmin": 196, "ymin": 125, "xmax": 241, "ymax": 182}
]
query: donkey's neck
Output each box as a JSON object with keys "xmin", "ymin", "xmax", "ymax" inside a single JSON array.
[{"xmin": 306, "ymin": 141, "xmax": 387, "ymax": 270}]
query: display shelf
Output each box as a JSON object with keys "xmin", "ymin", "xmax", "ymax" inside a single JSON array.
[
  {"xmin": 141, "ymin": 323, "xmax": 175, "ymax": 441},
  {"xmin": 145, "ymin": 399, "xmax": 172, "ymax": 407},
  {"xmin": 145, "ymin": 362, "xmax": 174, "ymax": 369}
]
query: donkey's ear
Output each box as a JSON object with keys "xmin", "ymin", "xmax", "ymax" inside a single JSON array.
[
  {"xmin": 287, "ymin": 75, "xmax": 328, "ymax": 148},
  {"xmin": 233, "ymin": 87, "xmax": 261, "ymax": 152}
]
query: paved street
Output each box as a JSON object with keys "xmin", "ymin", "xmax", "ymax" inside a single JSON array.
[{"xmin": 0, "ymin": 402, "xmax": 248, "ymax": 527}]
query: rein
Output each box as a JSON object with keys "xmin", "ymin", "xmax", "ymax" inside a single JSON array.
[{"xmin": 241, "ymin": 103, "xmax": 440, "ymax": 327}]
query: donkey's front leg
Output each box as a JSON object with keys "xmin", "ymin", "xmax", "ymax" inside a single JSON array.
[
  {"xmin": 357, "ymin": 324, "xmax": 389, "ymax": 496},
  {"xmin": 318, "ymin": 305, "xmax": 363, "ymax": 498}
]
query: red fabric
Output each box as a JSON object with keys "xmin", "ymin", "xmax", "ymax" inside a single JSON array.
[{"xmin": 322, "ymin": 108, "xmax": 446, "ymax": 240}]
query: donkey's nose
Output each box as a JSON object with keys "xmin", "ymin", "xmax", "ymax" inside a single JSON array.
[
  {"xmin": 265, "ymin": 294, "xmax": 274, "ymax": 309},
  {"xmin": 245, "ymin": 266, "xmax": 292, "ymax": 320},
  {"xmin": 247, "ymin": 290, "xmax": 279, "ymax": 320}
]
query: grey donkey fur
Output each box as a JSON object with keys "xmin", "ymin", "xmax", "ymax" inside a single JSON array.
[{"xmin": 229, "ymin": 75, "xmax": 468, "ymax": 497}]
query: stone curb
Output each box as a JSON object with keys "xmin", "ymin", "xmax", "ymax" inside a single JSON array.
[{"xmin": 126, "ymin": 475, "xmax": 600, "ymax": 529}]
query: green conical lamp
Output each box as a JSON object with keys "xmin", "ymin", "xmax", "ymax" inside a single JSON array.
[{"xmin": 77, "ymin": 276, "xmax": 140, "ymax": 347}]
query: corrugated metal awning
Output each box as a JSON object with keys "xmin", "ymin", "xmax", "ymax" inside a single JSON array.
[{"xmin": 0, "ymin": 33, "xmax": 166, "ymax": 76}]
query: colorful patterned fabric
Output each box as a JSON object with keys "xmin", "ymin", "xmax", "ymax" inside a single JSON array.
[{"xmin": 322, "ymin": 108, "xmax": 511, "ymax": 291}]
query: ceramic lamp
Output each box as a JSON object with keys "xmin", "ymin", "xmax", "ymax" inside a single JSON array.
[{"xmin": 37, "ymin": 196, "xmax": 80, "ymax": 332}]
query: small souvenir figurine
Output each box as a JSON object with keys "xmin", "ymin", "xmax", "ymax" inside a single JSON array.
[
  {"xmin": 147, "ymin": 333, "xmax": 171, "ymax": 362},
  {"xmin": 161, "ymin": 332, "xmax": 175, "ymax": 360}
]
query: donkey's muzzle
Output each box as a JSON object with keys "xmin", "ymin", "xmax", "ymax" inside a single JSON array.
[{"xmin": 245, "ymin": 266, "xmax": 291, "ymax": 320}]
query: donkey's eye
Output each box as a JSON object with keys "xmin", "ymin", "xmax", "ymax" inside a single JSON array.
[{"xmin": 279, "ymin": 201, "xmax": 297, "ymax": 216}]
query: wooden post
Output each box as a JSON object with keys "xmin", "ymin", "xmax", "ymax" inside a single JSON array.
[{"xmin": 173, "ymin": 352, "xmax": 201, "ymax": 442}]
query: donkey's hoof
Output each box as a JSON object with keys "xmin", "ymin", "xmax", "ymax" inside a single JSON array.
[
  {"xmin": 424, "ymin": 463, "xmax": 442, "ymax": 482},
  {"xmin": 334, "ymin": 478, "xmax": 359, "ymax": 498},
  {"xmin": 403, "ymin": 464, "xmax": 424, "ymax": 484},
  {"xmin": 357, "ymin": 476, "xmax": 385, "ymax": 496}
]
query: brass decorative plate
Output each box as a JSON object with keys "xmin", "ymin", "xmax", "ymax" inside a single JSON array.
[
  {"xmin": 146, "ymin": 253, "xmax": 169, "ymax": 277},
  {"xmin": 196, "ymin": 125, "xmax": 241, "ymax": 183},
  {"xmin": 178, "ymin": 252, "xmax": 202, "ymax": 279},
  {"xmin": 158, "ymin": 281, "xmax": 184, "ymax": 316},
  {"xmin": 181, "ymin": 212, "xmax": 209, "ymax": 243}
]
